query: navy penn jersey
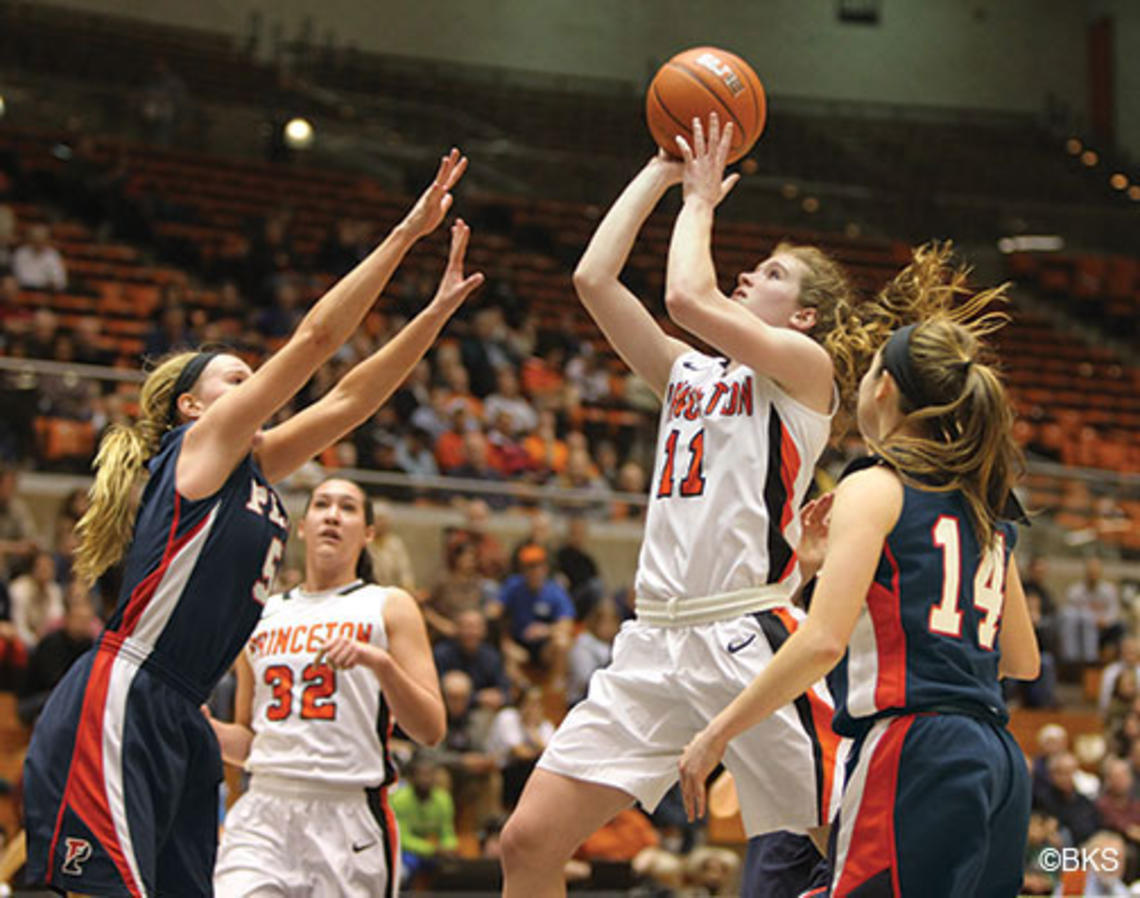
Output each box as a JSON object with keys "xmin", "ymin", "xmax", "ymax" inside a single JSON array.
[
  {"xmin": 832, "ymin": 461, "xmax": 1018, "ymax": 738},
  {"xmin": 103, "ymin": 423, "xmax": 290, "ymax": 703}
]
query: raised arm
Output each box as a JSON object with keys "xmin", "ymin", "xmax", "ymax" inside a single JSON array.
[
  {"xmin": 571, "ymin": 153, "xmax": 691, "ymax": 399},
  {"xmin": 665, "ymin": 115, "xmax": 833, "ymax": 413},
  {"xmin": 316, "ymin": 589, "xmax": 446, "ymax": 746},
  {"xmin": 256, "ymin": 220, "xmax": 483, "ymax": 483},
  {"xmin": 177, "ymin": 150, "xmax": 469, "ymax": 499},
  {"xmin": 998, "ymin": 558, "xmax": 1041, "ymax": 681}
]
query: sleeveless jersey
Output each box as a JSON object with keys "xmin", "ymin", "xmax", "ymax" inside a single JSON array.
[
  {"xmin": 102, "ymin": 423, "xmax": 289, "ymax": 703},
  {"xmin": 832, "ymin": 470, "xmax": 1018, "ymax": 738},
  {"xmin": 244, "ymin": 581, "xmax": 396, "ymax": 789},
  {"xmin": 635, "ymin": 351, "xmax": 832, "ymax": 604}
]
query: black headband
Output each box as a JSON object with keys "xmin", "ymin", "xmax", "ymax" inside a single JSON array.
[
  {"xmin": 167, "ymin": 351, "xmax": 220, "ymax": 425},
  {"xmin": 881, "ymin": 324, "xmax": 931, "ymax": 410}
]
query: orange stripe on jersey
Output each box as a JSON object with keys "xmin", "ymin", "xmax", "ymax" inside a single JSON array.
[
  {"xmin": 771, "ymin": 607, "xmax": 842, "ymax": 823},
  {"xmin": 833, "ymin": 717, "xmax": 911, "ymax": 897}
]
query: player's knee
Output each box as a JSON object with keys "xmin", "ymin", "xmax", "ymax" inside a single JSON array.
[{"xmin": 501, "ymin": 809, "xmax": 562, "ymax": 871}]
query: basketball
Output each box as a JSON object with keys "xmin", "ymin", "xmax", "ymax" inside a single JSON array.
[{"xmin": 646, "ymin": 46, "xmax": 766, "ymax": 164}]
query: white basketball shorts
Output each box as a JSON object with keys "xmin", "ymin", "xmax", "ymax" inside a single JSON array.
[
  {"xmin": 538, "ymin": 608, "xmax": 848, "ymax": 836},
  {"xmin": 214, "ymin": 775, "xmax": 398, "ymax": 898}
]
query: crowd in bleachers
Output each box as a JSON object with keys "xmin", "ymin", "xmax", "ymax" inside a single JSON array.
[{"xmin": 1, "ymin": 11, "xmax": 1140, "ymax": 888}]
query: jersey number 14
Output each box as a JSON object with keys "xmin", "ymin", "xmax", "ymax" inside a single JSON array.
[{"xmin": 928, "ymin": 516, "xmax": 1006, "ymax": 651}]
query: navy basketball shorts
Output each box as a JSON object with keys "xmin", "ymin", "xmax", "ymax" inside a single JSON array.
[
  {"xmin": 829, "ymin": 712, "xmax": 1030, "ymax": 898},
  {"xmin": 24, "ymin": 646, "xmax": 223, "ymax": 897}
]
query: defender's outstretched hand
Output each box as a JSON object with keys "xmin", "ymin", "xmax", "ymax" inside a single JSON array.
[
  {"xmin": 402, "ymin": 148, "xmax": 470, "ymax": 238},
  {"xmin": 429, "ymin": 218, "xmax": 484, "ymax": 313},
  {"xmin": 675, "ymin": 113, "xmax": 741, "ymax": 207}
]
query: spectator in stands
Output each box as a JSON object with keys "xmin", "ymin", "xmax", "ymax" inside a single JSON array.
[
  {"xmin": 1103, "ymin": 638, "xmax": 1140, "ymax": 716},
  {"xmin": 1033, "ymin": 725, "xmax": 1074, "ymax": 801},
  {"xmin": 522, "ymin": 409, "xmax": 568, "ymax": 480},
  {"xmin": 0, "ymin": 204, "xmax": 15, "ymax": 273},
  {"xmin": 1127, "ymin": 740, "xmax": 1140, "ymax": 801},
  {"xmin": 12, "ymin": 224, "xmax": 66, "ymax": 291},
  {"xmin": 432, "ymin": 669, "xmax": 499, "ymax": 823},
  {"xmin": 396, "ymin": 427, "xmax": 440, "ymax": 481},
  {"xmin": 1080, "ymin": 830, "xmax": 1130, "ymax": 896},
  {"xmin": 491, "ymin": 545, "xmax": 573, "ymax": 689},
  {"xmin": 510, "ymin": 510, "xmax": 556, "ymax": 572},
  {"xmin": 575, "ymin": 806, "xmax": 660, "ymax": 865},
  {"xmin": 9, "ymin": 550, "xmax": 64, "ymax": 647},
  {"xmin": 434, "ymin": 404, "xmax": 475, "ymax": 473},
  {"xmin": 461, "ymin": 308, "xmax": 513, "ymax": 397},
  {"xmin": 684, "ymin": 846, "xmax": 741, "ymax": 896},
  {"xmin": 391, "ymin": 753, "xmax": 460, "ymax": 887},
  {"xmin": 0, "ymin": 463, "xmax": 39, "ymax": 579},
  {"xmin": 594, "ymin": 441, "xmax": 620, "ymax": 490},
  {"xmin": 52, "ymin": 510, "xmax": 81, "ymax": 590},
  {"xmin": 565, "ymin": 343, "xmax": 610, "ymax": 404},
  {"xmin": 450, "ymin": 499, "xmax": 508, "ymax": 583},
  {"xmin": 369, "ymin": 500, "xmax": 415, "ymax": 592},
  {"xmin": 567, "ymin": 598, "xmax": 620, "ymax": 706},
  {"xmin": 521, "ymin": 341, "xmax": 567, "ymax": 408},
  {"xmin": 487, "ymin": 687, "xmax": 556, "ymax": 809},
  {"xmin": 319, "ymin": 218, "xmax": 371, "ymax": 277},
  {"xmin": 22, "ymin": 308, "xmax": 59, "ymax": 359},
  {"xmin": 412, "ymin": 385, "xmax": 457, "ymax": 444},
  {"xmin": 1095, "ymin": 758, "xmax": 1140, "ymax": 861},
  {"xmin": 486, "ymin": 410, "xmax": 533, "ymax": 480},
  {"xmin": 451, "ymin": 430, "xmax": 509, "ymax": 509},
  {"xmin": 1036, "ymin": 752, "xmax": 1102, "ymax": 847},
  {"xmin": 40, "ymin": 334, "xmax": 98, "ymax": 420},
  {"xmin": 144, "ymin": 303, "xmax": 193, "ymax": 358},
  {"xmin": 484, "ymin": 367, "xmax": 538, "ymax": 436},
  {"xmin": 612, "ymin": 460, "xmax": 648, "ymax": 521},
  {"xmin": 555, "ymin": 515, "xmax": 602, "ymax": 618},
  {"xmin": 392, "ymin": 360, "xmax": 432, "ymax": 425},
  {"xmin": 557, "ymin": 447, "xmax": 612, "ymax": 520},
  {"xmin": 0, "ymin": 613, "xmax": 27, "ymax": 693},
  {"xmin": 441, "ymin": 362, "xmax": 483, "ymax": 420},
  {"xmin": 71, "ymin": 317, "xmax": 114, "ymax": 368},
  {"xmin": 257, "ymin": 279, "xmax": 305, "ymax": 338},
  {"xmin": 1022, "ymin": 812, "xmax": 1063, "ymax": 896},
  {"xmin": 424, "ymin": 539, "xmax": 498, "ymax": 639},
  {"xmin": 16, "ymin": 585, "xmax": 97, "ymax": 726},
  {"xmin": 433, "ymin": 609, "xmax": 510, "ymax": 712},
  {"xmin": 1067, "ymin": 557, "xmax": 1124, "ymax": 656},
  {"xmin": 0, "ymin": 273, "xmax": 24, "ymax": 327}
]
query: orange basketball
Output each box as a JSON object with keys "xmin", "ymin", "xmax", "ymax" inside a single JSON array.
[{"xmin": 646, "ymin": 46, "xmax": 766, "ymax": 164}]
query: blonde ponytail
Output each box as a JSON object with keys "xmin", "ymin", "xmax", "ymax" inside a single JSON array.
[{"xmin": 74, "ymin": 352, "xmax": 197, "ymax": 584}]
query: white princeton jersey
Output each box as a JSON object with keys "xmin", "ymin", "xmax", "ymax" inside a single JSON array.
[
  {"xmin": 244, "ymin": 581, "xmax": 396, "ymax": 788},
  {"xmin": 635, "ymin": 351, "xmax": 833, "ymax": 605}
]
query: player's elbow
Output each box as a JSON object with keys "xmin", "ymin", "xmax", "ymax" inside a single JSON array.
[
  {"xmin": 1000, "ymin": 650, "xmax": 1041, "ymax": 682},
  {"xmin": 802, "ymin": 624, "xmax": 847, "ymax": 670},
  {"xmin": 572, "ymin": 265, "xmax": 607, "ymax": 300},
  {"xmin": 664, "ymin": 285, "xmax": 698, "ymax": 324},
  {"xmin": 418, "ymin": 706, "xmax": 447, "ymax": 748}
]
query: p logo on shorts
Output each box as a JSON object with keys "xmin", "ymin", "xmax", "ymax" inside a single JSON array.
[{"xmin": 62, "ymin": 837, "xmax": 93, "ymax": 875}]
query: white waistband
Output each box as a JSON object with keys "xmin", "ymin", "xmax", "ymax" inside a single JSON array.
[
  {"xmin": 248, "ymin": 773, "xmax": 379, "ymax": 801},
  {"xmin": 635, "ymin": 584, "xmax": 794, "ymax": 627}
]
